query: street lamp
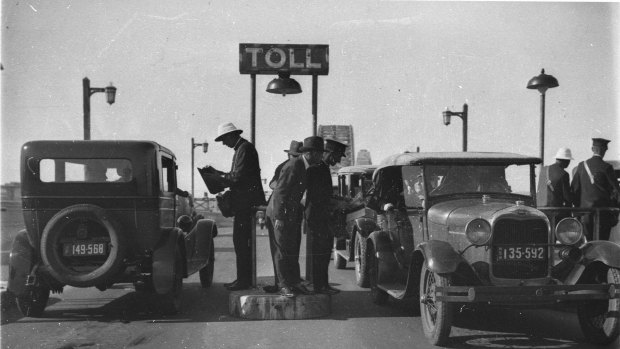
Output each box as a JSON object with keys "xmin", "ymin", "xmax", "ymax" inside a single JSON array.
[
  {"xmin": 442, "ymin": 103, "xmax": 468, "ymax": 152},
  {"xmin": 527, "ymin": 69, "xmax": 559, "ymax": 165},
  {"xmin": 83, "ymin": 77, "xmax": 117, "ymax": 140},
  {"xmin": 191, "ymin": 137, "xmax": 209, "ymax": 199}
]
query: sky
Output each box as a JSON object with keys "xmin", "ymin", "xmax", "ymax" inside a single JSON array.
[{"xmin": 1, "ymin": 1, "xmax": 619, "ymax": 197}]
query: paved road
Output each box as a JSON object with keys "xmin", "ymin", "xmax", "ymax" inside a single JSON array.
[{"xmin": 1, "ymin": 226, "xmax": 618, "ymax": 349}]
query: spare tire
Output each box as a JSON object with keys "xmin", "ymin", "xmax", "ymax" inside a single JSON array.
[{"xmin": 41, "ymin": 204, "xmax": 127, "ymax": 287}]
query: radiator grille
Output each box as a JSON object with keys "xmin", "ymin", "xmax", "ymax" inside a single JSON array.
[{"xmin": 492, "ymin": 218, "xmax": 548, "ymax": 279}]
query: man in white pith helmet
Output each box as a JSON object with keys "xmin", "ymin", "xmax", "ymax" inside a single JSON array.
[{"xmin": 537, "ymin": 147, "xmax": 573, "ymax": 212}]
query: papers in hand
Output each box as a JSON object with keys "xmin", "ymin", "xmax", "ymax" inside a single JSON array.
[{"xmin": 198, "ymin": 166, "xmax": 226, "ymax": 194}]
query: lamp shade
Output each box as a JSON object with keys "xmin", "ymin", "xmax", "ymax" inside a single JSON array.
[
  {"xmin": 266, "ymin": 72, "xmax": 302, "ymax": 96},
  {"xmin": 105, "ymin": 83, "xmax": 117, "ymax": 105},
  {"xmin": 526, "ymin": 69, "xmax": 559, "ymax": 93}
]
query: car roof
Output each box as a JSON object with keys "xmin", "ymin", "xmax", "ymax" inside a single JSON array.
[
  {"xmin": 22, "ymin": 140, "xmax": 175, "ymax": 158},
  {"xmin": 378, "ymin": 151, "xmax": 541, "ymax": 168},
  {"xmin": 337, "ymin": 165, "xmax": 377, "ymax": 175}
]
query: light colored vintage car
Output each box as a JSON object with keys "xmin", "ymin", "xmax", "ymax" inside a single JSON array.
[
  {"xmin": 357, "ymin": 152, "xmax": 620, "ymax": 346},
  {"xmin": 8, "ymin": 141, "xmax": 217, "ymax": 316}
]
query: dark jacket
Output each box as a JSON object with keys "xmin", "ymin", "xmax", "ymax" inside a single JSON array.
[
  {"xmin": 305, "ymin": 161, "xmax": 333, "ymax": 226},
  {"xmin": 267, "ymin": 156, "xmax": 307, "ymax": 222},
  {"xmin": 537, "ymin": 163, "xmax": 572, "ymax": 207},
  {"xmin": 222, "ymin": 138, "xmax": 266, "ymax": 210},
  {"xmin": 571, "ymin": 156, "xmax": 620, "ymax": 208}
]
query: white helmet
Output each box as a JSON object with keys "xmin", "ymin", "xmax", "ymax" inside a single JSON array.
[{"xmin": 554, "ymin": 147, "xmax": 573, "ymax": 160}]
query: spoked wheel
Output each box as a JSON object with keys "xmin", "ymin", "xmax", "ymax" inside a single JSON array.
[
  {"xmin": 420, "ymin": 263, "xmax": 453, "ymax": 346},
  {"xmin": 577, "ymin": 267, "xmax": 620, "ymax": 345},
  {"xmin": 354, "ymin": 233, "xmax": 369, "ymax": 288},
  {"xmin": 199, "ymin": 243, "xmax": 215, "ymax": 288},
  {"xmin": 16, "ymin": 286, "xmax": 50, "ymax": 317},
  {"xmin": 368, "ymin": 242, "xmax": 388, "ymax": 305}
]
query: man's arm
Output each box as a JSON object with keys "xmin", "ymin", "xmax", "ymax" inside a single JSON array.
[
  {"xmin": 221, "ymin": 142, "xmax": 254, "ymax": 186},
  {"xmin": 272, "ymin": 159, "xmax": 299, "ymax": 221},
  {"xmin": 570, "ymin": 164, "xmax": 582, "ymax": 206},
  {"xmin": 560, "ymin": 171, "xmax": 572, "ymax": 207}
]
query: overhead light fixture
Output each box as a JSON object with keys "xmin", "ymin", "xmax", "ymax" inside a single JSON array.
[{"xmin": 266, "ymin": 71, "xmax": 302, "ymax": 96}]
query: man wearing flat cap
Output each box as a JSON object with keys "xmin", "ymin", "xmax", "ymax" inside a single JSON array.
[
  {"xmin": 213, "ymin": 122, "xmax": 266, "ymax": 291},
  {"xmin": 305, "ymin": 138, "xmax": 348, "ymax": 295},
  {"xmin": 571, "ymin": 138, "xmax": 620, "ymax": 240},
  {"xmin": 267, "ymin": 136, "xmax": 323, "ymax": 297},
  {"xmin": 263, "ymin": 140, "xmax": 302, "ymax": 293}
]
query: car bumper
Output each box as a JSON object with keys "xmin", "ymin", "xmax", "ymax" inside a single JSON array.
[{"xmin": 435, "ymin": 284, "xmax": 620, "ymax": 303}]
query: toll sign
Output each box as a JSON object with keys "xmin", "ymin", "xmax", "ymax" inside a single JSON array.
[{"xmin": 239, "ymin": 43, "xmax": 329, "ymax": 75}]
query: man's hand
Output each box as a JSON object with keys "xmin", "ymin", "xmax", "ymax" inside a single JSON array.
[{"xmin": 274, "ymin": 219, "xmax": 284, "ymax": 230}]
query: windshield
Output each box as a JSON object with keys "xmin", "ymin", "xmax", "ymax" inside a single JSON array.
[{"xmin": 424, "ymin": 164, "xmax": 533, "ymax": 198}]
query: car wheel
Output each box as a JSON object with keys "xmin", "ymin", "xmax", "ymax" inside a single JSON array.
[
  {"xmin": 41, "ymin": 204, "xmax": 127, "ymax": 287},
  {"xmin": 577, "ymin": 267, "xmax": 620, "ymax": 345},
  {"xmin": 333, "ymin": 248, "xmax": 347, "ymax": 270},
  {"xmin": 16, "ymin": 286, "xmax": 50, "ymax": 317},
  {"xmin": 199, "ymin": 243, "xmax": 215, "ymax": 288},
  {"xmin": 420, "ymin": 263, "xmax": 453, "ymax": 346},
  {"xmin": 354, "ymin": 234, "xmax": 369, "ymax": 288},
  {"xmin": 157, "ymin": 251, "xmax": 184, "ymax": 315},
  {"xmin": 368, "ymin": 242, "xmax": 388, "ymax": 305}
]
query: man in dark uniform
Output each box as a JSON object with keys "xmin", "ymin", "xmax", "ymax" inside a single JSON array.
[
  {"xmin": 213, "ymin": 122, "xmax": 266, "ymax": 291},
  {"xmin": 571, "ymin": 138, "xmax": 620, "ymax": 240},
  {"xmin": 306, "ymin": 138, "xmax": 347, "ymax": 295},
  {"xmin": 267, "ymin": 136, "xmax": 324, "ymax": 297},
  {"xmin": 537, "ymin": 148, "xmax": 574, "ymax": 221},
  {"xmin": 263, "ymin": 140, "xmax": 302, "ymax": 293}
]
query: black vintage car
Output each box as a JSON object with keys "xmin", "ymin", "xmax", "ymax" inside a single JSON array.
[
  {"xmin": 358, "ymin": 152, "xmax": 620, "ymax": 346},
  {"xmin": 331, "ymin": 165, "xmax": 377, "ymax": 287},
  {"xmin": 8, "ymin": 140, "xmax": 217, "ymax": 316}
]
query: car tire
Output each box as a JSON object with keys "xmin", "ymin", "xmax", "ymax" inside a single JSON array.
[
  {"xmin": 199, "ymin": 243, "xmax": 215, "ymax": 288},
  {"xmin": 368, "ymin": 242, "xmax": 388, "ymax": 305},
  {"xmin": 41, "ymin": 204, "xmax": 127, "ymax": 287},
  {"xmin": 16, "ymin": 286, "xmax": 50, "ymax": 317},
  {"xmin": 354, "ymin": 233, "xmax": 369, "ymax": 288},
  {"xmin": 157, "ymin": 250, "xmax": 184, "ymax": 315},
  {"xmin": 333, "ymin": 248, "xmax": 347, "ymax": 270},
  {"xmin": 420, "ymin": 262, "xmax": 453, "ymax": 346},
  {"xmin": 577, "ymin": 267, "xmax": 620, "ymax": 345}
]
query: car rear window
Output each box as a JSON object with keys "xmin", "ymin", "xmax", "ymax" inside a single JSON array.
[{"xmin": 39, "ymin": 158, "xmax": 133, "ymax": 183}]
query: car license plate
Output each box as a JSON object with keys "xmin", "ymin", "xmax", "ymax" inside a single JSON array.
[
  {"xmin": 495, "ymin": 246, "xmax": 545, "ymax": 261},
  {"xmin": 63, "ymin": 242, "xmax": 107, "ymax": 256}
]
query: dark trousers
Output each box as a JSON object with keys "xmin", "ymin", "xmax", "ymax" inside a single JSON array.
[
  {"xmin": 270, "ymin": 213, "xmax": 302, "ymax": 288},
  {"xmin": 308, "ymin": 221, "xmax": 333, "ymax": 289},
  {"xmin": 582, "ymin": 210, "xmax": 614, "ymax": 241},
  {"xmin": 233, "ymin": 208, "xmax": 252, "ymax": 284},
  {"xmin": 266, "ymin": 216, "xmax": 279, "ymax": 287}
]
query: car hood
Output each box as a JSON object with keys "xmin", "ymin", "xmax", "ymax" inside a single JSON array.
[{"xmin": 427, "ymin": 198, "xmax": 547, "ymax": 230}]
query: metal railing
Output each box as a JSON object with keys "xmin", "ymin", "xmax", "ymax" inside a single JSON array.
[{"xmin": 538, "ymin": 206, "xmax": 620, "ymax": 241}]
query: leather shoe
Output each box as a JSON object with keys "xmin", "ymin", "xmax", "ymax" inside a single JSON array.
[
  {"xmin": 227, "ymin": 282, "xmax": 250, "ymax": 291},
  {"xmin": 279, "ymin": 287, "xmax": 294, "ymax": 298},
  {"xmin": 263, "ymin": 285, "xmax": 279, "ymax": 293},
  {"xmin": 315, "ymin": 286, "xmax": 340, "ymax": 295},
  {"xmin": 292, "ymin": 283, "xmax": 314, "ymax": 295},
  {"xmin": 223, "ymin": 280, "xmax": 238, "ymax": 288}
]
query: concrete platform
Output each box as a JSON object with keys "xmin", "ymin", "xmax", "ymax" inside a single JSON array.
[{"xmin": 229, "ymin": 289, "xmax": 331, "ymax": 320}]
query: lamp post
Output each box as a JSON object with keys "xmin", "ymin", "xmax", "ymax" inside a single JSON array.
[
  {"xmin": 527, "ymin": 69, "xmax": 559, "ymax": 165},
  {"xmin": 191, "ymin": 137, "xmax": 209, "ymax": 199},
  {"xmin": 442, "ymin": 103, "xmax": 468, "ymax": 152},
  {"xmin": 82, "ymin": 77, "xmax": 117, "ymax": 140}
]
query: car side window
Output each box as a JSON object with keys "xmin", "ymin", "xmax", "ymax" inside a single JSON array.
[
  {"xmin": 402, "ymin": 166, "xmax": 424, "ymax": 207},
  {"xmin": 161, "ymin": 156, "xmax": 176, "ymax": 193}
]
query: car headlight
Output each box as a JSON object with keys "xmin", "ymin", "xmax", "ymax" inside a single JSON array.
[
  {"xmin": 465, "ymin": 219, "xmax": 492, "ymax": 246},
  {"xmin": 555, "ymin": 218, "xmax": 583, "ymax": 245}
]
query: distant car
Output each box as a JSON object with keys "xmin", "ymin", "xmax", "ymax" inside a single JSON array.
[
  {"xmin": 331, "ymin": 165, "xmax": 377, "ymax": 287},
  {"xmin": 609, "ymin": 160, "xmax": 620, "ymax": 243},
  {"xmin": 8, "ymin": 140, "xmax": 217, "ymax": 316},
  {"xmin": 360, "ymin": 152, "xmax": 620, "ymax": 346}
]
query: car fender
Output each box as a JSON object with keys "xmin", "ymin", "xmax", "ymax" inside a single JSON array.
[
  {"xmin": 367, "ymin": 230, "xmax": 392, "ymax": 257},
  {"xmin": 355, "ymin": 217, "xmax": 379, "ymax": 239},
  {"xmin": 192, "ymin": 219, "xmax": 216, "ymax": 271},
  {"xmin": 152, "ymin": 227, "xmax": 184, "ymax": 294},
  {"xmin": 418, "ymin": 240, "xmax": 466, "ymax": 274},
  {"xmin": 580, "ymin": 240, "xmax": 620, "ymax": 268},
  {"xmin": 7, "ymin": 230, "xmax": 35, "ymax": 296}
]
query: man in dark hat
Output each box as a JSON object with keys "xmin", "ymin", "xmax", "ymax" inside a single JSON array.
[
  {"xmin": 571, "ymin": 138, "xmax": 620, "ymax": 240},
  {"xmin": 305, "ymin": 138, "xmax": 348, "ymax": 295},
  {"xmin": 212, "ymin": 122, "xmax": 266, "ymax": 291},
  {"xmin": 267, "ymin": 136, "xmax": 324, "ymax": 297},
  {"xmin": 263, "ymin": 140, "xmax": 302, "ymax": 293}
]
